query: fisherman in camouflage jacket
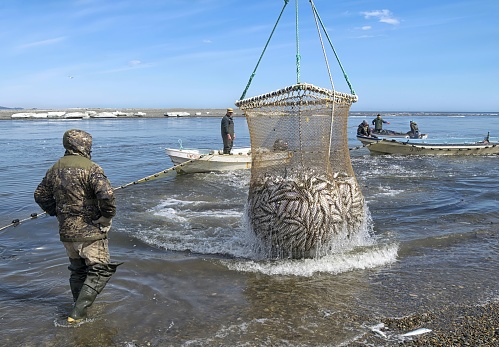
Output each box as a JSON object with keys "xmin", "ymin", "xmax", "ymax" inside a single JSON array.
[{"xmin": 34, "ymin": 129, "xmax": 121, "ymax": 324}]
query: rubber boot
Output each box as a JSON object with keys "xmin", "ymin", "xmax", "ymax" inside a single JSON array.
[
  {"xmin": 67, "ymin": 262, "xmax": 122, "ymax": 323},
  {"xmin": 68, "ymin": 258, "xmax": 88, "ymax": 302},
  {"xmin": 67, "ymin": 284, "xmax": 98, "ymax": 323}
]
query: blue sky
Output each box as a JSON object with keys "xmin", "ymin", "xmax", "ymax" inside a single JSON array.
[{"xmin": 1, "ymin": 0, "xmax": 497, "ymax": 112}]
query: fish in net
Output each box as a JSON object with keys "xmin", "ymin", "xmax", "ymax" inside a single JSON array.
[{"xmin": 236, "ymin": 83, "xmax": 366, "ymax": 259}]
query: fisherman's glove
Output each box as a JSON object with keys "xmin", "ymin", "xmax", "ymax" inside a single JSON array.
[{"xmin": 92, "ymin": 216, "xmax": 113, "ymax": 233}]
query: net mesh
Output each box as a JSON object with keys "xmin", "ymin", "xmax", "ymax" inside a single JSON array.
[{"xmin": 235, "ymin": 83, "xmax": 366, "ymax": 259}]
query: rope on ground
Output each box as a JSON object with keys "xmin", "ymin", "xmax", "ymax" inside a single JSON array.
[{"xmin": 0, "ymin": 155, "xmax": 213, "ymax": 232}]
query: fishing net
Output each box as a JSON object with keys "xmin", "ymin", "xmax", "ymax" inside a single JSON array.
[{"xmin": 235, "ymin": 83, "xmax": 366, "ymax": 259}]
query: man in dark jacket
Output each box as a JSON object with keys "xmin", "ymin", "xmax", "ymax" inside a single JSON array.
[
  {"xmin": 34, "ymin": 129, "xmax": 120, "ymax": 323},
  {"xmin": 357, "ymin": 120, "xmax": 376, "ymax": 137},
  {"xmin": 372, "ymin": 114, "xmax": 390, "ymax": 132},
  {"xmin": 408, "ymin": 121, "xmax": 420, "ymax": 138},
  {"xmin": 221, "ymin": 108, "xmax": 235, "ymax": 154}
]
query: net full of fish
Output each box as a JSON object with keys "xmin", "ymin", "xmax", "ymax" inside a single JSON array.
[{"xmin": 236, "ymin": 83, "xmax": 365, "ymax": 259}]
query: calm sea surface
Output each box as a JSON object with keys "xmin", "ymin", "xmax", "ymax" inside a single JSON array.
[{"xmin": 0, "ymin": 113, "xmax": 498, "ymax": 346}]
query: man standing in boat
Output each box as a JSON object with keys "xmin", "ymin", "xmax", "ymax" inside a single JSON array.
[
  {"xmin": 372, "ymin": 114, "xmax": 390, "ymax": 132},
  {"xmin": 221, "ymin": 108, "xmax": 235, "ymax": 154}
]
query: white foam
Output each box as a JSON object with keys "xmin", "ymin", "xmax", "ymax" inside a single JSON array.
[
  {"xmin": 203, "ymin": 170, "xmax": 251, "ymax": 189},
  {"xmin": 132, "ymin": 185, "xmax": 392, "ymax": 269},
  {"xmin": 378, "ymin": 188, "xmax": 404, "ymax": 197},
  {"xmin": 222, "ymin": 243, "xmax": 398, "ymax": 276},
  {"xmin": 151, "ymin": 207, "xmax": 187, "ymax": 222},
  {"xmin": 150, "ymin": 197, "xmax": 244, "ymax": 220}
]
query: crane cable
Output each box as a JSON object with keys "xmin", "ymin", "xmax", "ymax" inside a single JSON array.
[
  {"xmin": 238, "ymin": 0, "xmax": 356, "ymax": 101},
  {"xmin": 238, "ymin": 0, "xmax": 290, "ymax": 101},
  {"xmin": 309, "ymin": 0, "xmax": 356, "ymax": 95},
  {"xmin": 295, "ymin": 0, "xmax": 301, "ymax": 84}
]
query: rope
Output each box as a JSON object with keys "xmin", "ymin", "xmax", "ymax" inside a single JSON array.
[
  {"xmin": 309, "ymin": 0, "xmax": 334, "ymax": 91},
  {"xmin": 349, "ymin": 139, "xmax": 380, "ymax": 151},
  {"xmin": 295, "ymin": 0, "xmax": 301, "ymax": 84},
  {"xmin": 0, "ymin": 212, "xmax": 46, "ymax": 232},
  {"xmin": 308, "ymin": 0, "xmax": 336, "ymax": 157},
  {"xmin": 0, "ymin": 155, "xmax": 212, "ymax": 232},
  {"xmin": 238, "ymin": 0, "xmax": 356, "ymax": 100},
  {"xmin": 309, "ymin": 0, "xmax": 356, "ymax": 95},
  {"xmin": 238, "ymin": 0, "xmax": 290, "ymax": 101},
  {"xmin": 113, "ymin": 156, "xmax": 204, "ymax": 190}
]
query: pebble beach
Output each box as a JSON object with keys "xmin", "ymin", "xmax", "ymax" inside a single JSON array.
[{"xmin": 351, "ymin": 301, "xmax": 499, "ymax": 346}]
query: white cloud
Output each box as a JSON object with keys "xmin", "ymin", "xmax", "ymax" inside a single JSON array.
[
  {"xmin": 17, "ymin": 37, "xmax": 67, "ymax": 49},
  {"xmin": 128, "ymin": 60, "xmax": 142, "ymax": 66},
  {"xmin": 362, "ymin": 26, "xmax": 372, "ymax": 31},
  {"xmin": 361, "ymin": 9, "xmax": 399, "ymax": 25},
  {"xmin": 380, "ymin": 18, "xmax": 399, "ymax": 25}
]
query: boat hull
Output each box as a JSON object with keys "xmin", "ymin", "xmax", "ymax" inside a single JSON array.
[
  {"xmin": 372, "ymin": 129, "xmax": 428, "ymax": 139},
  {"xmin": 357, "ymin": 137, "xmax": 499, "ymax": 155},
  {"xmin": 165, "ymin": 148, "xmax": 252, "ymax": 173}
]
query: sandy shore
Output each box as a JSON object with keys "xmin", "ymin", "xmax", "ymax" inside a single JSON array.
[{"xmin": 0, "ymin": 108, "xmax": 237, "ymax": 120}]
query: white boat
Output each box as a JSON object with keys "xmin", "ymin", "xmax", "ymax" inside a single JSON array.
[
  {"xmin": 133, "ymin": 112, "xmax": 146, "ymax": 117},
  {"xmin": 47, "ymin": 111, "xmax": 66, "ymax": 118},
  {"xmin": 85, "ymin": 111, "xmax": 97, "ymax": 117},
  {"xmin": 11, "ymin": 112, "xmax": 36, "ymax": 118},
  {"xmin": 164, "ymin": 111, "xmax": 190, "ymax": 117},
  {"xmin": 165, "ymin": 147, "xmax": 252, "ymax": 173},
  {"xmin": 64, "ymin": 112, "xmax": 87, "ymax": 119},
  {"xmin": 92, "ymin": 112, "xmax": 118, "ymax": 118},
  {"xmin": 357, "ymin": 135, "xmax": 499, "ymax": 155},
  {"xmin": 165, "ymin": 146, "xmax": 294, "ymax": 173},
  {"xmin": 32, "ymin": 113, "xmax": 48, "ymax": 118},
  {"xmin": 113, "ymin": 111, "xmax": 129, "ymax": 117}
]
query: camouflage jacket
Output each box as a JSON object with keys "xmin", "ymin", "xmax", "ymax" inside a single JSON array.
[{"xmin": 34, "ymin": 129, "xmax": 116, "ymax": 242}]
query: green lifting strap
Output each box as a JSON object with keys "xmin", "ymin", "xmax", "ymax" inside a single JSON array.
[
  {"xmin": 310, "ymin": 0, "xmax": 356, "ymax": 95},
  {"xmin": 238, "ymin": 0, "xmax": 290, "ymax": 101},
  {"xmin": 238, "ymin": 0, "xmax": 356, "ymax": 101},
  {"xmin": 295, "ymin": 0, "xmax": 301, "ymax": 84}
]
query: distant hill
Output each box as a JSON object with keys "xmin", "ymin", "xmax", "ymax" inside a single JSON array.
[{"xmin": 0, "ymin": 106, "xmax": 23, "ymax": 110}]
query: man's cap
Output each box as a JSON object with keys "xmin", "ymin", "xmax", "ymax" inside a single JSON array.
[{"xmin": 227, "ymin": 108, "xmax": 234, "ymax": 113}]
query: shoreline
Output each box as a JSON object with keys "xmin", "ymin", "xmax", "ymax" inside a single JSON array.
[
  {"xmin": 1, "ymin": 108, "xmax": 498, "ymax": 121},
  {"xmin": 0, "ymin": 108, "xmax": 233, "ymax": 120}
]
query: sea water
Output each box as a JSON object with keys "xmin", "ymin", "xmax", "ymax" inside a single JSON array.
[{"xmin": 0, "ymin": 113, "xmax": 498, "ymax": 346}]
